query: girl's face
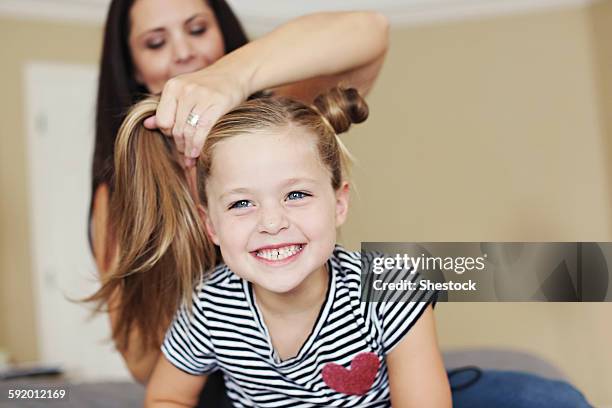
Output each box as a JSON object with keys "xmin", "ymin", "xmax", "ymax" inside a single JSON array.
[
  {"xmin": 128, "ymin": 0, "xmax": 225, "ymax": 93},
  {"xmin": 203, "ymin": 126, "xmax": 350, "ymax": 295}
]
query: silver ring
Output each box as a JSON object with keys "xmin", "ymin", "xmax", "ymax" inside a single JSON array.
[{"xmin": 186, "ymin": 111, "xmax": 200, "ymax": 127}]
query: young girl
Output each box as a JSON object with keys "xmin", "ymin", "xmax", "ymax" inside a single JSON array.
[{"xmin": 110, "ymin": 88, "xmax": 451, "ymax": 407}]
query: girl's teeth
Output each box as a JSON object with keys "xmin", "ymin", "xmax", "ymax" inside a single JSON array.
[{"xmin": 256, "ymin": 245, "xmax": 303, "ymax": 261}]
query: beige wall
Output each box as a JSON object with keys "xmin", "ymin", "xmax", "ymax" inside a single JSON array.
[
  {"xmin": 592, "ymin": 0, "xmax": 612, "ymax": 188},
  {"xmin": 339, "ymin": 5, "xmax": 612, "ymax": 405},
  {"xmin": 343, "ymin": 6, "xmax": 611, "ymax": 244},
  {"xmin": 0, "ymin": 2, "xmax": 611, "ymax": 405},
  {"xmin": 0, "ymin": 18, "xmax": 102, "ymax": 363}
]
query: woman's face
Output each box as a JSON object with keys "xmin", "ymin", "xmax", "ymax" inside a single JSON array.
[{"xmin": 128, "ymin": 0, "xmax": 225, "ymax": 93}]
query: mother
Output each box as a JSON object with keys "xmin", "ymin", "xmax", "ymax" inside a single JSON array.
[{"xmin": 88, "ymin": 0, "xmax": 388, "ymax": 397}]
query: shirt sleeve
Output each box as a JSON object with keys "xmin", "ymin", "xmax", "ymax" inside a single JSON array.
[
  {"xmin": 161, "ymin": 294, "xmax": 219, "ymax": 376},
  {"xmin": 373, "ymin": 263, "xmax": 438, "ymax": 355}
]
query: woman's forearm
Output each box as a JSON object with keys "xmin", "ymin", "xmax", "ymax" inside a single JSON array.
[
  {"xmin": 119, "ymin": 343, "xmax": 160, "ymax": 384},
  {"xmin": 151, "ymin": 11, "xmax": 388, "ymax": 157},
  {"xmin": 219, "ymin": 11, "xmax": 389, "ymax": 97}
]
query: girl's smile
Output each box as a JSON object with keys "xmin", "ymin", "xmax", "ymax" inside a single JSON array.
[{"xmin": 251, "ymin": 243, "xmax": 305, "ymax": 264}]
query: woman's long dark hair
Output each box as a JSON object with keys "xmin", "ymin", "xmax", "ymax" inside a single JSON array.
[
  {"xmin": 90, "ymin": 0, "xmax": 248, "ymax": 248},
  {"xmin": 87, "ymin": 0, "xmax": 247, "ymax": 350}
]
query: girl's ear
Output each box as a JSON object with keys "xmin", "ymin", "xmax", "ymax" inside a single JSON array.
[
  {"xmin": 335, "ymin": 181, "xmax": 350, "ymax": 228},
  {"xmin": 197, "ymin": 204, "xmax": 220, "ymax": 245}
]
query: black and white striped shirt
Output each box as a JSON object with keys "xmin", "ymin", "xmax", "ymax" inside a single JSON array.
[{"xmin": 162, "ymin": 246, "xmax": 436, "ymax": 408}]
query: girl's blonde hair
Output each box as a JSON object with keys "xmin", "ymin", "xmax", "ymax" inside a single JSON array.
[{"xmin": 87, "ymin": 87, "xmax": 368, "ymax": 350}]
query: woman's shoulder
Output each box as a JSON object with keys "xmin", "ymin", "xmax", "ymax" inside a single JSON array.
[
  {"xmin": 90, "ymin": 183, "xmax": 111, "ymax": 237},
  {"xmin": 90, "ymin": 183, "xmax": 110, "ymax": 226},
  {"xmin": 90, "ymin": 183, "xmax": 113, "ymax": 272}
]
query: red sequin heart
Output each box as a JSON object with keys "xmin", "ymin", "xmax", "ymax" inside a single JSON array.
[{"xmin": 322, "ymin": 352, "xmax": 379, "ymax": 395}]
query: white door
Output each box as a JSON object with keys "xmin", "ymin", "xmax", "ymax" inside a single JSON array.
[{"xmin": 24, "ymin": 62, "xmax": 130, "ymax": 381}]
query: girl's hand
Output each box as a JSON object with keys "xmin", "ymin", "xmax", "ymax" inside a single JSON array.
[{"xmin": 144, "ymin": 65, "xmax": 249, "ymax": 165}]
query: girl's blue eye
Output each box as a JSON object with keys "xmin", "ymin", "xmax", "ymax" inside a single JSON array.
[
  {"xmin": 287, "ymin": 191, "xmax": 310, "ymax": 200},
  {"xmin": 229, "ymin": 200, "xmax": 252, "ymax": 210}
]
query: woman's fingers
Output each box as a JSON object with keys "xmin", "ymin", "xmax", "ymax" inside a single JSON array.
[
  {"xmin": 172, "ymin": 96, "xmax": 195, "ymax": 153},
  {"xmin": 188, "ymin": 112, "xmax": 216, "ymax": 158},
  {"xmin": 155, "ymin": 71, "xmax": 243, "ymax": 160},
  {"xmin": 155, "ymin": 83, "xmax": 178, "ymax": 136},
  {"xmin": 183, "ymin": 105, "xmax": 209, "ymax": 158},
  {"xmin": 143, "ymin": 116, "xmax": 157, "ymax": 129},
  {"xmin": 182, "ymin": 157, "xmax": 196, "ymax": 168}
]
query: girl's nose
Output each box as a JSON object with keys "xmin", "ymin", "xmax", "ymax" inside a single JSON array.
[{"xmin": 257, "ymin": 208, "xmax": 289, "ymax": 234}]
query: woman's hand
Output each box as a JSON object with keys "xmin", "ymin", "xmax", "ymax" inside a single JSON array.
[
  {"xmin": 144, "ymin": 11, "xmax": 389, "ymax": 166},
  {"xmin": 144, "ymin": 65, "xmax": 249, "ymax": 165}
]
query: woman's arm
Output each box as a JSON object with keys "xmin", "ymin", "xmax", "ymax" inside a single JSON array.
[
  {"xmin": 91, "ymin": 184, "xmax": 161, "ymax": 384},
  {"xmin": 150, "ymin": 11, "xmax": 389, "ymax": 160},
  {"xmin": 145, "ymin": 355, "xmax": 208, "ymax": 407},
  {"xmin": 386, "ymin": 305, "xmax": 452, "ymax": 408},
  {"xmin": 233, "ymin": 11, "xmax": 389, "ymax": 101}
]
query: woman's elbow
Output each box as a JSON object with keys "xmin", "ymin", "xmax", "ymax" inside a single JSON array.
[
  {"xmin": 119, "ymin": 349, "xmax": 159, "ymax": 385},
  {"xmin": 126, "ymin": 363, "xmax": 151, "ymax": 385},
  {"xmin": 355, "ymin": 11, "xmax": 390, "ymax": 54},
  {"xmin": 371, "ymin": 11, "xmax": 390, "ymax": 43}
]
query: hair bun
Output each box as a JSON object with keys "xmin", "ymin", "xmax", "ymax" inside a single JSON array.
[{"xmin": 313, "ymin": 87, "xmax": 369, "ymax": 134}]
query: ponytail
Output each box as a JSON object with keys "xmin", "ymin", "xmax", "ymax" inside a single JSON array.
[{"xmin": 87, "ymin": 97, "xmax": 216, "ymax": 350}]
